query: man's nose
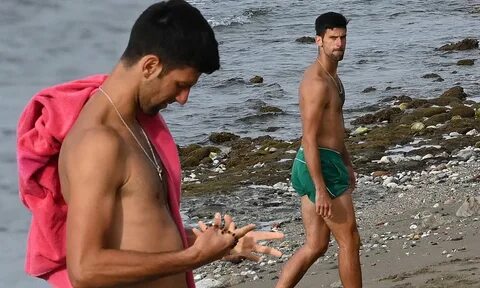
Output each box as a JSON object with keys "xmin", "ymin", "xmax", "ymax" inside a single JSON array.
[
  {"xmin": 336, "ymin": 38, "xmax": 343, "ymax": 48},
  {"xmin": 175, "ymin": 89, "xmax": 190, "ymax": 105}
]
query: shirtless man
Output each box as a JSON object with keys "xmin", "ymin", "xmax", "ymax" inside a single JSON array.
[
  {"xmin": 276, "ymin": 12, "xmax": 362, "ymax": 288},
  {"xmin": 56, "ymin": 1, "xmax": 283, "ymax": 287}
]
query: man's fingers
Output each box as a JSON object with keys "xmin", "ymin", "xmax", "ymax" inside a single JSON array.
[
  {"xmin": 198, "ymin": 221, "xmax": 208, "ymax": 231},
  {"xmin": 234, "ymin": 224, "xmax": 256, "ymax": 238},
  {"xmin": 213, "ymin": 212, "xmax": 222, "ymax": 227},
  {"xmin": 323, "ymin": 205, "xmax": 331, "ymax": 218},
  {"xmin": 192, "ymin": 228, "xmax": 202, "ymax": 237},
  {"xmin": 243, "ymin": 253, "xmax": 261, "ymax": 262},
  {"xmin": 249, "ymin": 231, "xmax": 285, "ymax": 240},
  {"xmin": 327, "ymin": 205, "xmax": 332, "ymax": 218},
  {"xmin": 255, "ymin": 244, "xmax": 283, "ymax": 257},
  {"xmin": 224, "ymin": 214, "xmax": 233, "ymax": 230}
]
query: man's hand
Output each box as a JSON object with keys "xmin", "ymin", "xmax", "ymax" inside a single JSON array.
[
  {"xmin": 191, "ymin": 213, "xmax": 255, "ymax": 265},
  {"xmin": 315, "ymin": 190, "xmax": 332, "ymax": 218},
  {"xmin": 224, "ymin": 230, "xmax": 285, "ymax": 262},
  {"xmin": 195, "ymin": 214, "xmax": 284, "ymax": 263},
  {"xmin": 347, "ymin": 165, "xmax": 356, "ymax": 191}
]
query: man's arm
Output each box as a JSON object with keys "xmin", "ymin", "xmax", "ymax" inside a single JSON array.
[
  {"xmin": 341, "ymin": 143, "xmax": 353, "ymax": 166},
  {"xmin": 62, "ymin": 128, "xmax": 237, "ymax": 288},
  {"xmin": 299, "ymin": 79, "xmax": 332, "ymax": 217},
  {"xmin": 341, "ymin": 118, "xmax": 356, "ymax": 190}
]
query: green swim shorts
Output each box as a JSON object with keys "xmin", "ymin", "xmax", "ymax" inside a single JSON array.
[{"xmin": 291, "ymin": 147, "xmax": 350, "ymax": 202}]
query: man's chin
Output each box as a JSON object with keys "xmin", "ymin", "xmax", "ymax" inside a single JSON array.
[
  {"xmin": 332, "ymin": 52, "xmax": 344, "ymax": 61},
  {"xmin": 144, "ymin": 107, "xmax": 162, "ymax": 116},
  {"xmin": 331, "ymin": 53, "xmax": 343, "ymax": 62}
]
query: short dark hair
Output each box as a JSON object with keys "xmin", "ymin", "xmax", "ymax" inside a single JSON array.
[
  {"xmin": 121, "ymin": 0, "xmax": 220, "ymax": 74},
  {"xmin": 315, "ymin": 12, "xmax": 348, "ymax": 36}
]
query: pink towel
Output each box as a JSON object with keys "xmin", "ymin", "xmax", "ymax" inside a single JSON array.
[{"xmin": 17, "ymin": 74, "xmax": 195, "ymax": 288}]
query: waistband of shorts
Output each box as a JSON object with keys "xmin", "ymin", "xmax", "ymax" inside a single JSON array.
[{"xmin": 298, "ymin": 146, "xmax": 341, "ymax": 155}]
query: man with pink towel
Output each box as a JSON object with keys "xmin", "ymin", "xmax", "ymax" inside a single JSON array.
[{"xmin": 17, "ymin": 1, "xmax": 283, "ymax": 287}]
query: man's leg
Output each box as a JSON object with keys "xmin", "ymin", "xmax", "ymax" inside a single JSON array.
[
  {"xmin": 276, "ymin": 195, "xmax": 331, "ymax": 288},
  {"xmin": 324, "ymin": 191, "xmax": 362, "ymax": 288}
]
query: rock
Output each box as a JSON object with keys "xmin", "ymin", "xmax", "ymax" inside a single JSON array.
[
  {"xmin": 422, "ymin": 73, "xmax": 442, "ymax": 79},
  {"xmin": 351, "ymin": 113, "xmax": 375, "ymax": 125},
  {"xmin": 295, "ymin": 36, "xmax": 315, "ymax": 44},
  {"xmin": 218, "ymin": 275, "xmax": 245, "ymax": 286},
  {"xmin": 437, "ymin": 38, "xmax": 479, "ymax": 51},
  {"xmin": 430, "ymin": 96, "xmax": 461, "ymax": 106},
  {"xmin": 196, "ymin": 278, "xmax": 225, "ymax": 288},
  {"xmin": 457, "ymin": 59, "xmax": 475, "ymax": 66},
  {"xmin": 250, "ymin": 75, "xmax": 264, "ymax": 84},
  {"xmin": 405, "ymin": 99, "xmax": 430, "ymax": 109},
  {"xmin": 259, "ymin": 106, "xmax": 283, "ymax": 113},
  {"xmin": 374, "ymin": 107, "xmax": 403, "ymax": 123},
  {"xmin": 209, "ymin": 132, "xmax": 240, "ymax": 144},
  {"xmin": 181, "ymin": 146, "xmax": 221, "ymax": 168},
  {"xmin": 411, "ymin": 122, "xmax": 425, "ymax": 132},
  {"xmin": 414, "ymin": 107, "xmax": 447, "ymax": 118},
  {"xmin": 399, "ymin": 103, "xmax": 409, "ymax": 111},
  {"xmin": 386, "ymin": 182, "xmax": 399, "ymax": 189},
  {"xmin": 372, "ymin": 171, "xmax": 390, "ymax": 177},
  {"xmin": 377, "ymin": 156, "xmax": 390, "ymax": 164},
  {"xmin": 451, "ymin": 105, "xmax": 475, "ymax": 118},
  {"xmin": 392, "ymin": 95, "xmax": 413, "ymax": 104},
  {"xmin": 440, "ymin": 86, "xmax": 467, "ymax": 100},
  {"xmin": 385, "ymin": 86, "xmax": 401, "ymax": 91},
  {"xmin": 352, "ymin": 127, "xmax": 370, "ymax": 135},
  {"xmin": 362, "ymin": 87, "xmax": 377, "ymax": 93},
  {"xmin": 273, "ymin": 182, "xmax": 290, "ymax": 191},
  {"xmin": 398, "ymin": 114, "xmax": 420, "ymax": 125},
  {"xmin": 421, "ymin": 154, "xmax": 433, "ymax": 160},
  {"xmin": 351, "ymin": 107, "xmax": 402, "ymax": 125},
  {"xmin": 466, "ymin": 129, "xmax": 479, "ymax": 136},
  {"xmin": 330, "ymin": 280, "xmax": 343, "ymax": 288},
  {"xmin": 424, "ymin": 113, "xmax": 450, "ymax": 126},
  {"xmin": 456, "ymin": 196, "xmax": 480, "ymax": 217}
]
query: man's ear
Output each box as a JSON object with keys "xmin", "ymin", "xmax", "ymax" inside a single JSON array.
[
  {"xmin": 315, "ymin": 35, "xmax": 323, "ymax": 47},
  {"xmin": 141, "ymin": 55, "xmax": 163, "ymax": 79}
]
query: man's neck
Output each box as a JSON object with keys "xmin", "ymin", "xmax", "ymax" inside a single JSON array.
[
  {"xmin": 100, "ymin": 63, "xmax": 140, "ymax": 124},
  {"xmin": 318, "ymin": 54, "xmax": 338, "ymax": 75}
]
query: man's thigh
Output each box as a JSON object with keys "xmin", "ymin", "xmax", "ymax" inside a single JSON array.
[
  {"xmin": 323, "ymin": 192, "xmax": 359, "ymax": 243},
  {"xmin": 301, "ymin": 196, "xmax": 330, "ymax": 245}
]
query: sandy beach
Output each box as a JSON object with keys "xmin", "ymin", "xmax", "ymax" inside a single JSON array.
[{"xmin": 193, "ymin": 159, "xmax": 480, "ymax": 288}]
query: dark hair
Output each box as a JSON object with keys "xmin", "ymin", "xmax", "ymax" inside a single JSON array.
[
  {"xmin": 315, "ymin": 12, "xmax": 348, "ymax": 36},
  {"xmin": 121, "ymin": 0, "xmax": 220, "ymax": 74}
]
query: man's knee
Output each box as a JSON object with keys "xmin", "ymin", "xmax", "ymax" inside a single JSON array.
[
  {"xmin": 337, "ymin": 225, "xmax": 361, "ymax": 251},
  {"xmin": 306, "ymin": 240, "xmax": 329, "ymax": 258}
]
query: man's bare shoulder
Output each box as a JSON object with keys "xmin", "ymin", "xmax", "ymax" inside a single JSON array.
[
  {"xmin": 62, "ymin": 125, "xmax": 126, "ymax": 166},
  {"xmin": 299, "ymin": 66, "xmax": 330, "ymax": 100}
]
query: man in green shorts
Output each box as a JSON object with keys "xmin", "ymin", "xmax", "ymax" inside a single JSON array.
[{"xmin": 276, "ymin": 12, "xmax": 362, "ymax": 288}]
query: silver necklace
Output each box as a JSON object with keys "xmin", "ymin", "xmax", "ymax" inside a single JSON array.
[
  {"xmin": 98, "ymin": 87, "xmax": 162, "ymax": 180},
  {"xmin": 317, "ymin": 57, "xmax": 343, "ymax": 95}
]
